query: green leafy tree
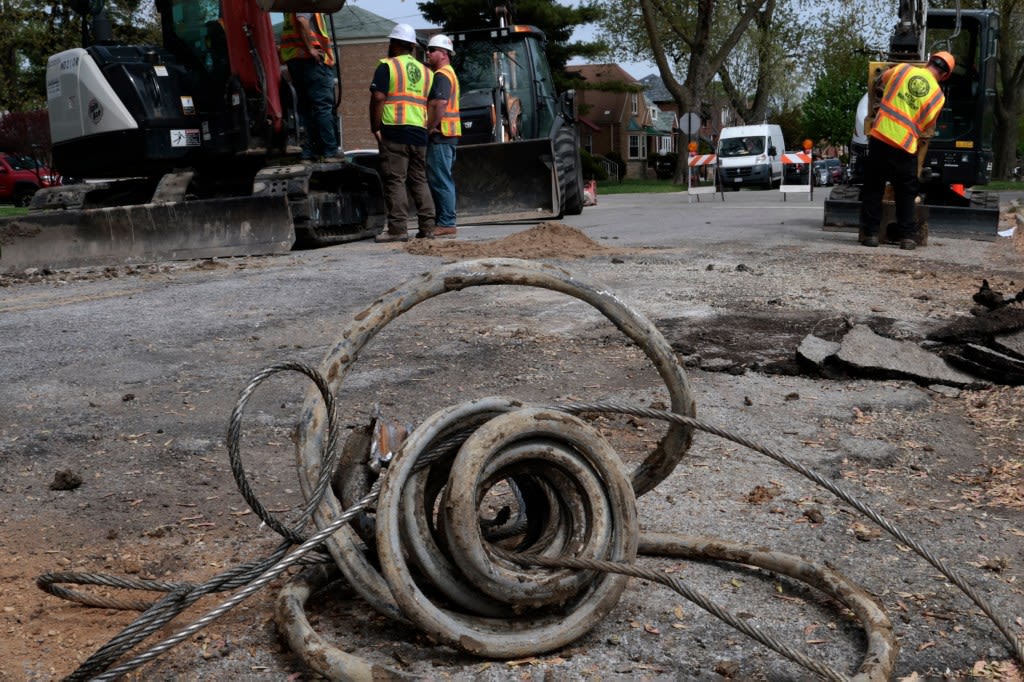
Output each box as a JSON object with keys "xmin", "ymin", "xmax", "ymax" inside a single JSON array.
[
  {"xmin": 986, "ymin": 0, "xmax": 1024, "ymax": 179},
  {"xmin": 417, "ymin": 0, "xmax": 607, "ymax": 81},
  {"xmin": 799, "ymin": 13, "xmax": 870, "ymax": 150},
  {"xmin": 0, "ymin": 0, "xmax": 158, "ymax": 114}
]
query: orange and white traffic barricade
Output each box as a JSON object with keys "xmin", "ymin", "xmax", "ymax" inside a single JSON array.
[
  {"xmin": 780, "ymin": 139, "xmax": 813, "ymax": 201},
  {"xmin": 687, "ymin": 146, "xmax": 723, "ymax": 203}
]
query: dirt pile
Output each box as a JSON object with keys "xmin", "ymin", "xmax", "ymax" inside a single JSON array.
[{"xmin": 405, "ymin": 221, "xmax": 615, "ymax": 260}]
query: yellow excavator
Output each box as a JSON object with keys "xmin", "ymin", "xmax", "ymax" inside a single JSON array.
[{"xmin": 823, "ymin": 1, "xmax": 1001, "ymax": 238}]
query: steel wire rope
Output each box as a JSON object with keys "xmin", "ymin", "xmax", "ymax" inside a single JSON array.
[
  {"xmin": 36, "ymin": 258, "xmax": 1023, "ymax": 680},
  {"xmin": 278, "ymin": 399, "xmax": 894, "ymax": 681},
  {"xmin": 44, "ymin": 362, "xmax": 346, "ymax": 681},
  {"xmin": 291, "ymin": 258, "xmax": 698, "ymax": 634},
  {"xmin": 551, "ymin": 399, "xmax": 1024, "ymax": 664}
]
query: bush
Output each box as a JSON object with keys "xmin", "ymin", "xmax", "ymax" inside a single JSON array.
[
  {"xmin": 580, "ymin": 149, "xmax": 608, "ymax": 181},
  {"xmin": 649, "ymin": 152, "xmax": 678, "ymax": 180}
]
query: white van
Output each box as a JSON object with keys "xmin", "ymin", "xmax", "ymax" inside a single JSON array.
[{"xmin": 716, "ymin": 124, "xmax": 786, "ymax": 189}]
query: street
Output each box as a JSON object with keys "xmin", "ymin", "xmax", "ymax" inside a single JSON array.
[{"xmin": 1, "ymin": 189, "xmax": 1022, "ymax": 680}]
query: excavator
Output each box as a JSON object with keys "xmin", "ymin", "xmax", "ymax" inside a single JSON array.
[
  {"xmin": 823, "ymin": 2, "xmax": 1000, "ymax": 238},
  {"xmin": 1, "ymin": 0, "xmax": 381, "ymax": 273},
  {"xmin": 0, "ymin": 0, "xmax": 584, "ymax": 273}
]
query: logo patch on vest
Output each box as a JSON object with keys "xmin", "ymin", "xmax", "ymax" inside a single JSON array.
[
  {"xmin": 906, "ymin": 75, "xmax": 930, "ymax": 99},
  {"xmin": 406, "ymin": 62, "xmax": 424, "ymax": 86}
]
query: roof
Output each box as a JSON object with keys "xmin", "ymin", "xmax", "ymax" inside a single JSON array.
[
  {"xmin": 273, "ymin": 6, "xmax": 434, "ymax": 43},
  {"xmin": 329, "ymin": 5, "xmax": 396, "ymax": 41},
  {"xmin": 640, "ymin": 74, "xmax": 672, "ymax": 103},
  {"xmin": 567, "ymin": 63, "xmax": 641, "ymax": 86}
]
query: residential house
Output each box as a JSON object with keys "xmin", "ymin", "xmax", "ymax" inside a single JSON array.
[
  {"xmin": 567, "ymin": 64, "xmax": 674, "ymax": 180},
  {"xmin": 640, "ymin": 74, "xmax": 722, "ymax": 154}
]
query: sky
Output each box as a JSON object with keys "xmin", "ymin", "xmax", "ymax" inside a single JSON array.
[{"xmin": 345, "ymin": 0, "xmax": 659, "ymax": 79}]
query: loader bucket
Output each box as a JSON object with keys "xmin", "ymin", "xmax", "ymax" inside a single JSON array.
[
  {"xmin": 0, "ymin": 195, "xmax": 294, "ymax": 274},
  {"xmin": 454, "ymin": 139, "xmax": 561, "ymax": 224}
]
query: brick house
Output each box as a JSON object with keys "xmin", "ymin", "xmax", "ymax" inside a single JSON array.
[
  {"xmin": 640, "ymin": 74, "xmax": 722, "ymax": 155},
  {"xmin": 567, "ymin": 64, "xmax": 675, "ymax": 179}
]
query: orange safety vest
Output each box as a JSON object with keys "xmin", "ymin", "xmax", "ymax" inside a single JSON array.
[
  {"xmin": 381, "ymin": 55, "xmax": 431, "ymax": 128},
  {"xmin": 432, "ymin": 64, "xmax": 461, "ymax": 137},
  {"xmin": 279, "ymin": 13, "xmax": 335, "ymax": 66},
  {"xmin": 870, "ymin": 63, "xmax": 944, "ymax": 154}
]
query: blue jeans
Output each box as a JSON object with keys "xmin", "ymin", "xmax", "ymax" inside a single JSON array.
[
  {"xmin": 286, "ymin": 58, "xmax": 339, "ymax": 159},
  {"xmin": 427, "ymin": 142, "xmax": 457, "ymax": 227}
]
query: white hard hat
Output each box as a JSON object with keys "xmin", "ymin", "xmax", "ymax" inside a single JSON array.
[
  {"xmin": 388, "ymin": 23, "xmax": 417, "ymax": 45},
  {"xmin": 427, "ymin": 34, "xmax": 454, "ymax": 54}
]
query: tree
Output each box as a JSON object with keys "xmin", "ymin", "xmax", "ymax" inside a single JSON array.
[
  {"xmin": 0, "ymin": 0, "xmax": 158, "ymax": 114},
  {"xmin": 418, "ymin": 0, "xmax": 607, "ymax": 80},
  {"xmin": 987, "ymin": 0, "xmax": 1024, "ymax": 179},
  {"xmin": 799, "ymin": 12, "xmax": 871, "ymax": 150}
]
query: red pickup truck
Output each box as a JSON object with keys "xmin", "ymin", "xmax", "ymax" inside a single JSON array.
[{"xmin": 0, "ymin": 153, "xmax": 59, "ymax": 206}]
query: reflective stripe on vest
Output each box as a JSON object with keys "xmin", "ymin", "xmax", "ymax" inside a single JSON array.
[
  {"xmin": 280, "ymin": 14, "xmax": 335, "ymax": 66},
  {"xmin": 434, "ymin": 64, "xmax": 461, "ymax": 137},
  {"xmin": 382, "ymin": 55, "xmax": 430, "ymax": 128},
  {"xmin": 870, "ymin": 63, "xmax": 944, "ymax": 154}
]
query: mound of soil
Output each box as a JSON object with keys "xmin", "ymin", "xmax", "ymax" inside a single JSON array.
[{"xmin": 405, "ymin": 221, "xmax": 614, "ymax": 260}]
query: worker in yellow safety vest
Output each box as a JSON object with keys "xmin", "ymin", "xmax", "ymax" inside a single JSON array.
[
  {"xmin": 369, "ymin": 23, "xmax": 436, "ymax": 242},
  {"xmin": 858, "ymin": 51, "xmax": 954, "ymax": 250},
  {"xmin": 280, "ymin": 13, "xmax": 340, "ymax": 162},
  {"xmin": 425, "ymin": 33, "xmax": 461, "ymax": 237}
]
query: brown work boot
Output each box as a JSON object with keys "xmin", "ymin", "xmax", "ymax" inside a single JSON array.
[
  {"xmin": 861, "ymin": 235, "xmax": 879, "ymax": 247},
  {"xmin": 374, "ymin": 231, "xmax": 409, "ymax": 243},
  {"xmin": 433, "ymin": 226, "xmax": 457, "ymax": 238},
  {"xmin": 415, "ymin": 228, "xmax": 434, "ymax": 239},
  {"xmin": 899, "ymin": 239, "xmax": 916, "ymax": 251}
]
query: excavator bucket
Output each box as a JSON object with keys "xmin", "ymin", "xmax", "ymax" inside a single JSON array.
[
  {"xmin": 824, "ymin": 184, "xmax": 1001, "ymax": 239},
  {"xmin": 454, "ymin": 139, "xmax": 562, "ymax": 224},
  {"xmin": 0, "ymin": 195, "xmax": 294, "ymax": 274}
]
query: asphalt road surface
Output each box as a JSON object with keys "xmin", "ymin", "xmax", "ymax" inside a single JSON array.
[{"xmin": 1, "ymin": 188, "xmax": 1022, "ymax": 681}]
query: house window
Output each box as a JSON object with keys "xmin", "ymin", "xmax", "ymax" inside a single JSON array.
[
  {"xmin": 631, "ymin": 93, "xmax": 638, "ymax": 115},
  {"xmin": 628, "ymin": 134, "xmax": 646, "ymax": 159},
  {"xmin": 584, "ymin": 134, "xmax": 593, "ymax": 154}
]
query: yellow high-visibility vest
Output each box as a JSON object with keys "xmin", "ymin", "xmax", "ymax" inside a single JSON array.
[
  {"xmin": 381, "ymin": 55, "xmax": 431, "ymax": 128},
  {"xmin": 433, "ymin": 64, "xmax": 461, "ymax": 137},
  {"xmin": 280, "ymin": 13, "xmax": 335, "ymax": 66},
  {"xmin": 870, "ymin": 63, "xmax": 944, "ymax": 154}
]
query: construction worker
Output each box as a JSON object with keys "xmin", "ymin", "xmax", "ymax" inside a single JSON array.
[
  {"xmin": 425, "ymin": 34, "xmax": 461, "ymax": 238},
  {"xmin": 280, "ymin": 13, "xmax": 341, "ymax": 163},
  {"xmin": 369, "ymin": 23, "xmax": 436, "ymax": 242},
  {"xmin": 859, "ymin": 50, "xmax": 954, "ymax": 250}
]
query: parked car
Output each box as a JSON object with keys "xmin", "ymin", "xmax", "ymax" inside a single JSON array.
[
  {"xmin": 812, "ymin": 158, "xmax": 842, "ymax": 187},
  {"xmin": 0, "ymin": 153, "xmax": 59, "ymax": 206}
]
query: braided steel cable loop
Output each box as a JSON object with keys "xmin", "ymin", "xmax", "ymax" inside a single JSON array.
[{"xmin": 293, "ymin": 258, "xmax": 696, "ymax": 622}]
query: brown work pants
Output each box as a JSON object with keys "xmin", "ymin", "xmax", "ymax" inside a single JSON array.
[{"xmin": 378, "ymin": 136, "xmax": 436, "ymax": 235}]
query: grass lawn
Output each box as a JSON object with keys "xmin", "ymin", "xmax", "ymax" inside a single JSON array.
[{"xmin": 0, "ymin": 205, "xmax": 28, "ymax": 218}]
